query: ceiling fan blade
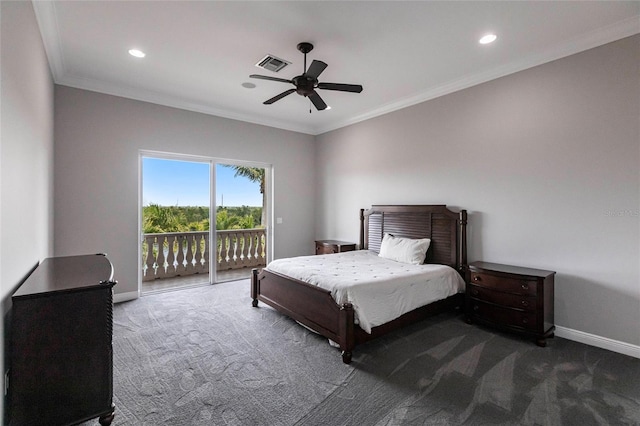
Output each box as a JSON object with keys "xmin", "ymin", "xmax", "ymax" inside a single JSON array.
[
  {"xmin": 317, "ymin": 82, "xmax": 363, "ymax": 93},
  {"xmin": 264, "ymin": 89, "xmax": 296, "ymax": 105},
  {"xmin": 250, "ymin": 74, "xmax": 293, "ymax": 84},
  {"xmin": 308, "ymin": 91, "xmax": 327, "ymax": 111},
  {"xmin": 305, "ymin": 60, "xmax": 328, "ymax": 79}
]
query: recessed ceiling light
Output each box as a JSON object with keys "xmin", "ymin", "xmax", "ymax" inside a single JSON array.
[
  {"xmin": 241, "ymin": 82, "xmax": 256, "ymax": 89},
  {"xmin": 479, "ymin": 34, "xmax": 497, "ymax": 45},
  {"xmin": 128, "ymin": 49, "xmax": 146, "ymax": 58}
]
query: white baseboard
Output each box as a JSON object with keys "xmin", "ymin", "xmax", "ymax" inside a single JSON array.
[
  {"xmin": 555, "ymin": 326, "xmax": 640, "ymax": 359},
  {"xmin": 113, "ymin": 291, "xmax": 139, "ymax": 304}
]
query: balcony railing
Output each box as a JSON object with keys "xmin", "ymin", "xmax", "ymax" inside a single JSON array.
[{"xmin": 142, "ymin": 228, "xmax": 266, "ymax": 282}]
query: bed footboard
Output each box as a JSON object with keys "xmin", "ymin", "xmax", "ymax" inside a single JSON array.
[
  {"xmin": 252, "ymin": 268, "xmax": 356, "ymax": 363},
  {"xmin": 251, "ymin": 268, "xmax": 462, "ymax": 364}
]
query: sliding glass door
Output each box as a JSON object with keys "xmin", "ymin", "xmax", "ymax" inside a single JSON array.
[
  {"xmin": 141, "ymin": 156, "xmax": 211, "ymax": 293},
  {"xmin": 215, "ymin": 163, "xmax": 267, "ymax": 282},
  {"xmin": 139, "ymin": 152, "xmax": 270, "ymax": 294}
]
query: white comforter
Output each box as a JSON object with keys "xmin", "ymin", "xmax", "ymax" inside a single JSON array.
[{"xmin": 265, "ymin": 250, "xmax": 465, "ymax": 334}]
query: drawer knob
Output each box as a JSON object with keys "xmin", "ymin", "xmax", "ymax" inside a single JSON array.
[
  {"xmin": 473, "ymin": 305, "xmax": 479, "ymax": 311},
  {"xmin": 521, "ymin": 284, "xmax": 529, "ymax": 290},
  {"xmin": 471, "ymin": 289, "xmax": 479, "ymax": 296},
  {"xmin": 473, "ymin": 276, "xmax": 481, "ymax": 282},
  {"xmin": 522, "ymin": 318, "xmax": 529, "ymax": 324},
  {"xmin": 521, "ymin": 300, "xmax": 529, "ymax": 307}
]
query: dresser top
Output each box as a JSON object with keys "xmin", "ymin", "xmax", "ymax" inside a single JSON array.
[
  {"xmin": 469, "ymin": 261, "xmax": 555, "ymax": 279},
  {"xmin": 13, "ymin": 254, "xmax": 115, "ymax": 299}
]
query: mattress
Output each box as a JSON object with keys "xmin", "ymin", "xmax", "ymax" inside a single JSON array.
[{"xmin": 265, "ymin": 250, "xmax": 465, "ymax": 333}]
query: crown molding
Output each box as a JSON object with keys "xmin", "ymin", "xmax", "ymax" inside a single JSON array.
[
  {"xmin": 31, "ymin": 0, "xmax": 315, "ymax": 135},
  {"xmin": 315, "ymin": 15, "xmax": 640, "ymax": 135},
  {"xmin": 33, "ymin": 1, "xmax": 639, "ymax": 137},
  {"xmin": 32, "ymin": 0, "xmax": 65, "ymax": 79},
  {"xmin": 57, "ymin": 74, "xmax": 316, "ymax": 135}
]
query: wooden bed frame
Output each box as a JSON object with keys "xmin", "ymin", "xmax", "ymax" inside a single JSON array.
[{"xmin": 251, "ymin": 205, "xmax": 468, "ymax": 363}]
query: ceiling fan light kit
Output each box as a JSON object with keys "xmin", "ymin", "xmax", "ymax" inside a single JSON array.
[{"xmin": 250, "ymin": 42, "xmax": 363, "ymax": 111}]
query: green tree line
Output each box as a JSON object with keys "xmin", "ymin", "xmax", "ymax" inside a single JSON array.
[{"xmin": 143, "ymin": 204, "xmax": 263, "ymax": 233}]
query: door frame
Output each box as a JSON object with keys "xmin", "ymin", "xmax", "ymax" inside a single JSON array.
[{"xmin": 138, "ymin": 150, "xmax": 272, "ymax": 295}]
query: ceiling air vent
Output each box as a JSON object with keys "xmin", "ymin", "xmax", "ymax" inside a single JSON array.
[{"xmin": 255, "ymin": 54, "xmax": 291, "ymax": 73}]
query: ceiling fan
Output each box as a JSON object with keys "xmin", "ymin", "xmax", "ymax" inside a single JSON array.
[{"xmin": 250, "ymin": 42, "xmax": 363, "ymax": 111}]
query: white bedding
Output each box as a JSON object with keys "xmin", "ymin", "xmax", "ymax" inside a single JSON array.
[{"xmin": 265, "ymin": 250, "xmax": 465, "ymax": 334}]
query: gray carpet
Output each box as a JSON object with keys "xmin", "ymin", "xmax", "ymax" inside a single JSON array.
[{"xmin": 97, "ymin": 280, "xmax": 640, "ymax": 425}]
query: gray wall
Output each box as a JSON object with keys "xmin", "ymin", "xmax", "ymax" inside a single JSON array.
[
  {"xmin": 54, "ymin": 87, "xmax": 316, "ymax": 298},
  {"xmin": 0, "ymin": 0, "xmax": 55, "ymax": 419},
  {"xmin": 315, "ymin": 36, "xmax": 640, "ymax": 349},
  {"xmin": 0, "ymin": 0, "xmax": 55, "ymax": 297}
]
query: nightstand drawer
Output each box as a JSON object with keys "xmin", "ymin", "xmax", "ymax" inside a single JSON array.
[
  {"xmin": 317, "ymin": 245, "xmax": 335, "ymax": 255},
  {"xmin": 467, "ymin": 284, "xmax": 536, "ymax": 311},
  {"xmin": 469, "ymin": 272, "xmax": 537, "ymax": 296},
  {"xmin": 315, "ymin": 240, "xmax": 356, "ymax": 255},
  {"xmin": 470, "ymin": 301, "xmax": 537, "ymax": 331},
  {"xmin": 466, "ymin": 261, "xmax": 555, "ymax": 347}
]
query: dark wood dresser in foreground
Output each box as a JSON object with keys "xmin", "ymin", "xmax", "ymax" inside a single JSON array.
[
  {"xmin": 9, "ymin": 254, "xmax": 117, "ymax": 426},
  {"xmin": 315, "ymin": 240, "xmax": 356, "ymax": 255},
  {"xmin": 466, "ymin": 261, "xmax": 555, "ymax": 347}
]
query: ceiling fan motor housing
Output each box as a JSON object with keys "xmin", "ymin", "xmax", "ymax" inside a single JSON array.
[{"xmin": 293, "ymin": 75, "xmax": 317, "ymax": 96}]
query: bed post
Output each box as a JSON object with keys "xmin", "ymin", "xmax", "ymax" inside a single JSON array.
[
  {"xmin": 251, "ymin": 268, "xmax": 259, "ymax": 307},
  {"xmin": 338, "ymin": 303, "xmax": 355, "ymax": 364},
  {"xmin": 359, "ymin": 209, "xmax": 365, "ymax": 249},
  {"xmin": 458, "ymin": 210, "xmax": 468, "ymax": 276}
]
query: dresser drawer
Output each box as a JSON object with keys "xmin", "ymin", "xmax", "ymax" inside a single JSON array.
[
  {"xmin": 467, "ymin": 284, "xmax": 536, "ymax": 311},
  {"xmin": 470, "ymin": 300, "xmax": 538, "ymax": 331},
  {"xmin": 469, "ymin": 272, "xmax": 537, "ymax": 296}
]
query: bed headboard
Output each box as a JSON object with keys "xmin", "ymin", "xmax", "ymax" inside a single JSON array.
[{"xmin": 359, "ymin": 205, "xmax": 467, "ymax": 275}]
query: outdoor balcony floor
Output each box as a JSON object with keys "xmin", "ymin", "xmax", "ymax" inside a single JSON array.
[{"xmin": 142, "ymin": 268, "xmax": 255, "ymax": 294}]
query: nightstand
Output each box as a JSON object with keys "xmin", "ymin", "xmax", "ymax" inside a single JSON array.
[
  {"xmin": 315, "ymin": 240, "xmax": 356, "ymax": 255},
  {"xmin": 466, "ymin": 261, "xmax": 555, "ymax": 347}
]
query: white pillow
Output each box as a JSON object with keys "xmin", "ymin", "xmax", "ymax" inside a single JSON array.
[{"xmin": 378, "ymin": 233, "xmax": 431, "ymax": 265}]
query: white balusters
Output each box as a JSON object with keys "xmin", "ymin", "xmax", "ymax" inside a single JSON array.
[
  {"xmin": 166, "ymin": 235, "xmax": 177, "ymax": 275},
  {"xmin": 142, "ymin": 229, "xmax": 266, "ymax": 281}
]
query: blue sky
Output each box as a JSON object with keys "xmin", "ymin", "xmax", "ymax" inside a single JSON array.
[{"xmin": 142, "ymin": 157, "xmax": 262, "ymax": 207}]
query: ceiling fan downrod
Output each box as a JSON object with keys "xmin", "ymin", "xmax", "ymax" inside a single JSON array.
[{"xmin": 297, "ymin": 42, "xmax": 314, "ymax": 74}]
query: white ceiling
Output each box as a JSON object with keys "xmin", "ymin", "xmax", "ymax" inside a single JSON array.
[{"xmin": 34, "ymin": 1, "xmax": 640, "ymax": 135}]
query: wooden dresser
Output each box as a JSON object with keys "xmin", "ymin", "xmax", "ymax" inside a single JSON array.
[
  {"xmin": 315, "ymin": 240, "xmax": 356, "ymax": 255},
  {"xmin": 9, "ymin": 254, "xmax": 117, "ymax": 426},
  {"xmin": 466, "ymin": 261, "xmax": 555, "ymax": 346}
]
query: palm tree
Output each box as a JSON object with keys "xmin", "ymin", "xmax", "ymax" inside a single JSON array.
[
  {"xmin": 143, "ymin": 203, "xmax": 184, "ymax": 233},
  {"xmin": 215, "ymin": 209, "xmax": 240, "ymax": 230},
  {"xmin": 223, "ymin": 165, "xmax": 266, "ymax": 226}
]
